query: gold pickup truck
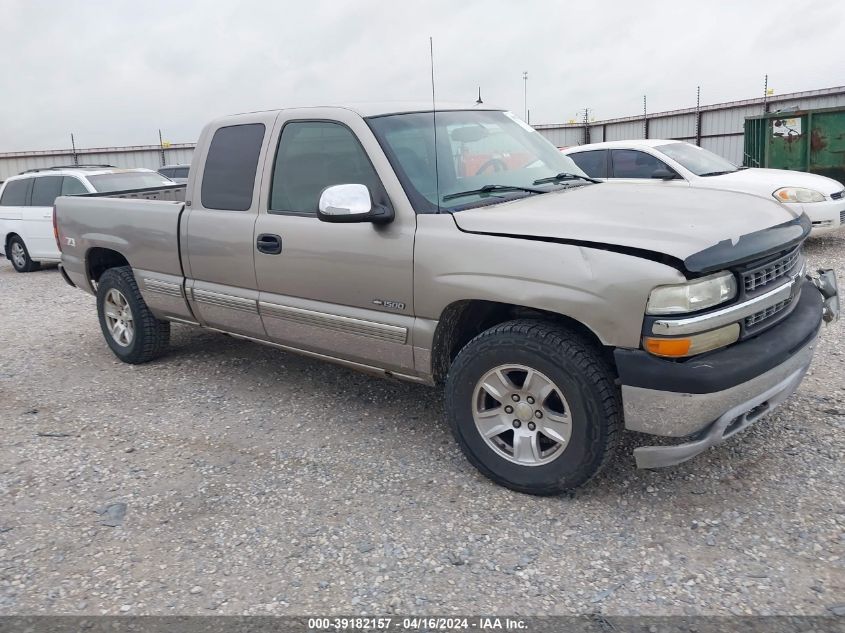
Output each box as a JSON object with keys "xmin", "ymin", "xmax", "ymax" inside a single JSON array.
[{"xmin": 54, "ymin": 103, "xmax": 839, "ymax": 495}]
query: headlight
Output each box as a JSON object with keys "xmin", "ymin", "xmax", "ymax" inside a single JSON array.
[
  {"xmin": 773, "ymin": 187, "xmax": 826, "ymax": 203},
  {"xmin": 646, "ymin": 271, "xmax": 737, "ymax": 315}
]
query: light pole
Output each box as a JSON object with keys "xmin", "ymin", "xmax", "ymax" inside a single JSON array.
[{"xmin": 522, "ymin": 71, "xmax": 528, "ymax": 122}]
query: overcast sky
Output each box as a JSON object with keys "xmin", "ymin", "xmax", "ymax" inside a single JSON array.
[{"xmin": 1, "ymin": 0, "xmax": 843, "ymax": 151}]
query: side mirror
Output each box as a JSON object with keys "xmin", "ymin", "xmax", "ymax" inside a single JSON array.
[
  {"xmin": 652, "ymin": 168, "xmax": 679, "ymax": 181},
  {"xmin": 317, "ymin": 184, "xmax": 394, "ymax": 224}
]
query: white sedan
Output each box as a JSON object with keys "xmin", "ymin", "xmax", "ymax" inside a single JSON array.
[{"xmin": 562, "ymin": 140, "xmax": 845, "ymax": 236}]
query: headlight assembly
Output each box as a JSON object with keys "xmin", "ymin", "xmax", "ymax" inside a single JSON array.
[
  {"xmin": 646, "ymin": 271, "xmax": 737, "ymax": 315},
  {"xmin": 773, "ymin": 187, "xmax": 826, "ymax": 203}
]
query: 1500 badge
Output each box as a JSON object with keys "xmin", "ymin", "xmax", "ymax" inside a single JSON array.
[{"xmin": 372, "ymin": 299, "xmax": 405, "ymax": 310}]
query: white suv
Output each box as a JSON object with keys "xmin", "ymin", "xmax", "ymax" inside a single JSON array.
[
  {"xmin": 0, "ymin": 166, "xmax": 173, "ymax": 272},
  {"xmin": 562, "ymin": 140, "xmax": 845, "ymax": 236}
]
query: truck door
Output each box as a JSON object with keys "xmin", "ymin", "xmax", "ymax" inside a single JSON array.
[
  {"xmin": 253, "ymin": 110, "xmax": 416, "ymax": 374},
  {"xmin": 184, "ymin": 116, "xmax": 273, "ymax": 338}
]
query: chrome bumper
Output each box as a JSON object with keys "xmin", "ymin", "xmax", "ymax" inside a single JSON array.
[{"xmin": 630, "ymin": 338, "xmax": 815, "ymax": 469}]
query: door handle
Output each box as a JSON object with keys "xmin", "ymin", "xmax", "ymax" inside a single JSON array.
[{"xmin": 256, "ymin": 233, "xmax": 282, "ymax": 254}]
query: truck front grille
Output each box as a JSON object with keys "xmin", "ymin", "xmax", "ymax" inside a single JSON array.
[
  {"xmin": 742, "ymin": 247, "xmax": 801, "ymax": 293},
  {"xmin": 745, "ymin": 298, "xmax": 792, "ymax": 328}
]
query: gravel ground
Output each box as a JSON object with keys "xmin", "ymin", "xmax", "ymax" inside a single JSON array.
[{"xmin": 1, "ymin": 236, "xmax": 843, "ymax": 617}]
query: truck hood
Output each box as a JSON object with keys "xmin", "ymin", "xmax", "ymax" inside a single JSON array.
[
  {"xmin": 451, "ymin": 183, "xmax": 805, "ymax": 271},
  {"xmin": 696, "ymin": 167, "xmax": 844, "ymax": 196}
]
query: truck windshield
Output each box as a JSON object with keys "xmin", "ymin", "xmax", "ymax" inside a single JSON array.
[
  {"xmin": 655, "ymin": 142, "xmax": 739, "ymax": 177},
  {"xmin": 87, "ymin": 171, "xmax": 176, "ymax": 193},
  {"xmin": 367, "ymin": 110, "xmax": 591, "ymax": 212}
]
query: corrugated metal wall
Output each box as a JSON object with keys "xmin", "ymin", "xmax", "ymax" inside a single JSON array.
[
  {"xmin": 0, "ymin": 145, "xmax": 195, "ymax": 181},
  {"xmin": 536, "ymin": 86, "xmax": 845, "ymax": 165},
  {"xmin": 3, "ymin": 86, "xmax": 844, "ymax": 180}
]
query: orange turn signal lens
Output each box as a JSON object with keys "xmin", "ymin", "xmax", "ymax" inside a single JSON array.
[
  {"xmin": 644, "ymin": 323, "xmax": 740, "ymax": 358},
  {"xmin": 644, "ymin": 337, "xmax": 692, "ymax": 357}
]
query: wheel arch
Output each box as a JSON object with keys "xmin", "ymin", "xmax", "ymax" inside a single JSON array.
[
  {"xmin": 4, "ymin": 232, "xmax": 20, "ymax": 258},
  {"xmin": 430, "ymin": 299, "xmax": 611, "ymax": 385},
  {"xmin": 86, "ymin": 247, "xmax": 131, "ymax": 285}
]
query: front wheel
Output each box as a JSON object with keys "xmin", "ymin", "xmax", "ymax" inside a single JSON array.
[
  {"xmin": 445, "ymin": 320, "xmax": 621, "ymax": 495},
  {"xmin": 8, "ymin": 236, "xmax": 40, "ymax": 273},
  {"xmin": 96, "ymin": 266, "xmax": 170, "ymax": 364}
]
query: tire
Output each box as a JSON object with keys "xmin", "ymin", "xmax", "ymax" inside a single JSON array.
[
  {"xmin": 96, "ymin": 266, "xmax": 170, "ymax": 364},
  {"xmin": 8, "ymin": 236, "xmax": 41, "ymax": 273},
  {"xmin": 445, "ymin": 319, "xmax": 621, "ymax": 495}
]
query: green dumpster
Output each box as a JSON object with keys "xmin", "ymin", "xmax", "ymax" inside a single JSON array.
[{"xmin": 744, "ymin": 105, "xmax": 845, "ymax": 186}]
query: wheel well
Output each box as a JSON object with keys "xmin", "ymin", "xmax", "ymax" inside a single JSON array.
[
  {"xmin": 430, "ymin": 300, "xmax": 609, "ymax": 385},
  {"xmin": 87, "ymin": 248, "xmax": 129, "ymax": 283},
  {"xmin": 4, "ymin": 232, "xmax": 19, "ymax": 256}
]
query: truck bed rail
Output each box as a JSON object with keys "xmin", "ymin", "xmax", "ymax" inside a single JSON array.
[{"xmin": 81, "ymin": 184, "xmax": 186, "ymax": 202}]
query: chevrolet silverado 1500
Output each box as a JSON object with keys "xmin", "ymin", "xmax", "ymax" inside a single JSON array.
[{"xmin": 54, "ymin": 103, "xmax": 839, "ymax": 494}]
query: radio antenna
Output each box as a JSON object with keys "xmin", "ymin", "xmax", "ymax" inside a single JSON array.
[{"xmin": 429, "ymin": 36, "xmax": 441, "ymax": 214}]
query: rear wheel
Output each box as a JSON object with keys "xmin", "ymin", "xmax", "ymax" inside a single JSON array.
[
  {"xmin": 8, "ymin": 236, "xmax": 40, "ymax": 273},
  {"xmin": 96, "ymin": 266, "xmax": 170, "ymax": 364},
  {"xmin": 445, "ymin": 319, "xmax": 621, "ymax": 495}
]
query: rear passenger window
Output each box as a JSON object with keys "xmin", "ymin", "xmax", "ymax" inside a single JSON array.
[
  {"xmin": 269, "ymin": 121, "xmax": 381, "ymax": 215},
  {"xmin": 61, "ymin": 177, "xmax": 88, "ymax": 196},
  {"xmin": 569, "ymin": 150, "xmax": 607, "ymax": 178},
  {"xmin": 0, "ymin": 178, "xmax": 32, "ymax": 206},
  {"xmin": 174, "ymin": 167, "xmax": 189, "ymax": 178},
  {"xmin": 201, "ymin": 123, "xmax": 265, "ymax": 211},
  {"xmin": 31, "ymin": 176, "xmax": 64, "ymax": 207},
  {"xmin": 610, "ymin": 149, "xmax": 668, "ymax": 179}
]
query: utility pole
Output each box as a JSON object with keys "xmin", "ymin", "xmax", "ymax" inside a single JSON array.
[
  {"xmin": 523, "ymin": 71, "xmax": 528, "ymax": 121},
  {"xmin": 70, "ymin": 133, "xmax": 79, "ymax": 166},
  {"xmin": 159, "ymin": 129, "xmax": 166, "ymax": 167},
  {"xmin": 475, "ymin": 87, "xmax": 483, "ymax": 105},
  {"xmin": 643, "ymin": 95, "xmax": 648, "ymax": 139},
  {"xmin": 763, "ymin": 74, "xmax": 770, "ymax": 113},
  {"xmin": 581, "ymin": 108, "xmax": 592, "ymax": 145},
  {"xmin": 695, "ymin": 86, "xmax": 702, "ymax": 146}
]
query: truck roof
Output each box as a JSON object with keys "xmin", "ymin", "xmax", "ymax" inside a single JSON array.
[
  {"xmin": 220, "ymin": 101, "xmax": 504, "ymax": 120},
  {"xmin": 564, "ymin": 139, "xmax": 679, "ymax": 151}
]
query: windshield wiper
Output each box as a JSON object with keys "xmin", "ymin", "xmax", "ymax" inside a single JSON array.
[
  {"xmin": 442, "ymin": 184, "xmax": 546, "ymax": 202},
  {"xmin": 532, "ymin": 172, "xmax": 601, "ymax": 185},
  {"xmin": 698, "ymin": 170, "xmax": 737, "ymax": 177}
]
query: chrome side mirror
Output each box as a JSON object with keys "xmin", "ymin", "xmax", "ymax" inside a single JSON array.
[
  {"xmin": 318, "ymin": 184, "xmax": 372, "ymax": 217},
  {"xmin": 317, "ymin": 184, "xmax": 394, "ymax": 224}
]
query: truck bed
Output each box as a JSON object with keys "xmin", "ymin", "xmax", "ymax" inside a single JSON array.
[
  {"xmin": 82, "ymin": 183, "xmax": 186, "ymax": 202},
  {"xmin": 55, "ymin": 195, "xmax": 186, "ymax": 283}
]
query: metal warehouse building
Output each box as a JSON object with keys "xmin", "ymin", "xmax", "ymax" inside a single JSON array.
[
  {"xmin": 534, "ymin": 85, "xmax": 845, "ymax": 165},
  {"xmin": 0, "ymin": 144, "xmax": 195, "ymax": 181},
  {"xmin": 1, "ymin": 85, "xmax": 844, "ymax": 180}
]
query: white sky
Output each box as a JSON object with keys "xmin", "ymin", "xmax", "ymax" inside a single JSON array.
[{"xmin": 1, "ymin": 0, "xmax": 843, "ymax": 151}]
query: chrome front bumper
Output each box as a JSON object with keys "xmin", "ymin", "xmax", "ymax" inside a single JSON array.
[{"xmin": 628, "ymin": 334, "xmax": 816, "ymax": 469}]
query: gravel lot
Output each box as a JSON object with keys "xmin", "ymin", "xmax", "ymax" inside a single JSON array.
[{"xmin": 1, "ymin": 236, "xmax": 843, "ymax": 617}]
